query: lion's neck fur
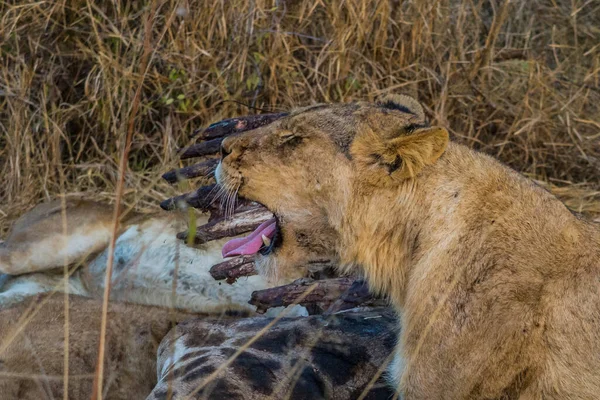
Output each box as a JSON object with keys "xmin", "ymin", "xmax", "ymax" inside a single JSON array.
[{"xmin": 330, "ymin": 143, "xmax": 599, "ymax": 310}]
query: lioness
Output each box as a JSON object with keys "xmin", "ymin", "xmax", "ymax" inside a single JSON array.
[{"xmin": 215, "ymin": 94, "xmax": 600, "ymax": 399}]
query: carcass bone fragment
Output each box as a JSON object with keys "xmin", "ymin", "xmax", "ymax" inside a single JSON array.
[
  {"xmin": 206, "ymin": 200, "xmax": 263, "ymax": 223},
  {"xmin": 249, "ymin": 277, "xmax": 384, "ymax": 314},
  {"xmin": 162, "ymin": 158, "xmax": 219, "ymax": 184},
  {"xmin": 179, "ymin": 137, "xmax": 223, "ymax": 159},
  {"xmin": 160, "ymin": 184, "xmax": 219, "ymax": 212},
  {"xmin": 176, "ymin": 205, "xmax": 273, "ymax": 244},
  {"xmin": 250, "ymin": 277, "xmax": 355, "ymax": 314},
  {"xmin": 160, "ymin": 184, "xmax": 259, "ymax": 222},
  {"xmin": 209, "ymin": 255, "xmax": 257, "ymax": 283},
  {"xmin": 191, "ymin": 112, "xmax": 288, "ymax": 140},
  {"xmin": 325, "ymin": 279, "xmax": 386, "ymax": 314}
]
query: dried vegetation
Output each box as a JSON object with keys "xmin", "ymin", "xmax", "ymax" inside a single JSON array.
[{"xmin": 1, "ymin": 0, "xmax": 599, "ymax": 230}]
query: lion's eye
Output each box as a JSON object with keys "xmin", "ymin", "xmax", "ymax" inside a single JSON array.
[{"xmin": 279, "ymin": 133, "xmax": 303, "ymax": 146}]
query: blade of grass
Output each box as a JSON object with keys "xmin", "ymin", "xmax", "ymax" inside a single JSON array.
[{"xmin": 90, "ymin": 2, "xmax": 160, "ymax": 399}]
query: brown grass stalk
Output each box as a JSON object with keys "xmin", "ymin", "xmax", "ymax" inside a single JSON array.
[{"xmin": 90, "ymin": 2, "xmax": 160, "ymax": 399}]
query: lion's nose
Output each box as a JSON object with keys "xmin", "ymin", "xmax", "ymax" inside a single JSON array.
[{"xmin": 220, "ymin": 140, "xmax": 232, "ymax": 158}]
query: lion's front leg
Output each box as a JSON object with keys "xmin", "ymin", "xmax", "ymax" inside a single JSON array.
[
  {"xmin": 386, "ymin": 345, "xmax": 449, "ymax": 400},
  {"xmin": 386, "ymin": 345, "xmax": 406, "ymax": 399},
  {"xmin": 385, "ymin": 342, "xmax": 440, "ymax": 400},
  {"xmin": 388, "ymin": 319, "xmax": 538, "ymax": 400},
  {"xmin": 385, "ymin": 324, "xmax": 475, "ymax": 400}
]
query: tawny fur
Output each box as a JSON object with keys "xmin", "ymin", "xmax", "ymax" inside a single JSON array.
[{"xmin": 217, "ymin": 94, "xmax": 600, "ymax": 399}]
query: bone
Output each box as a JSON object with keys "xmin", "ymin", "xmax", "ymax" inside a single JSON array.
[
  {"xmin": 249, "ymin": 277, "xmax": 358, "ymax": 314},
  {"xmin": 179, "ymin": 137, "xmax": 223, "ymax": 159},
  {"xmin": 325, "ymin": 279, "xmax": 385, "ymax": 314},
  {"xmin": 160, "ymin": 184, "xmax": 218, "ymax": 211},
  {"xmin": 160, "ymin": 184, "xmax": 260, "ymax": 221},
  {"xmin": 209, "ymin": 256, "xmax": 337, "ymax": 285},
  {"xmin": 209, "ymin": 255, "xmax": 257, "ymax": 282},
  {"xmin": 192, "ymin": 113, "xmax": 288, "ymax": 140},
  {"xmin": 176, "ymin": 206, "xmax": 273, "ymax": 244},
  {"xmin": 207, "ymin": 201, "xmax": 264, "ymax": 222},
  {"xmin": 162, "ymin": 158, "xmax": 219, "ymax": 184}
]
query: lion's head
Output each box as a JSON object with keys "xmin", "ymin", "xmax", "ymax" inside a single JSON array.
[{"xmin": 216, "ymin": 95, "xmax": 449, "ymax": 283}]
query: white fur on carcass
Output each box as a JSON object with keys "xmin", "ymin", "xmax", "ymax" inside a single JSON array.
[
  {"xmin": 84, "ymin": 216, "xmax": 272, "ymax": 313},
  {"xmin": 0, "ymin": 210, "xmax": 306, "ymax": 317}
]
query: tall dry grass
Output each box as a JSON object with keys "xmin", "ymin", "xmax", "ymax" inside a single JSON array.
[{"xmin": 1, "ymin": 0, "xmax": 599, "ymax": 233}]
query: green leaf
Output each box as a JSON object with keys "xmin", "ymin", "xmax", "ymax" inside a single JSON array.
[{"xmin": 246, "ymin": 73, "xmax": 260, "ymax": 91}]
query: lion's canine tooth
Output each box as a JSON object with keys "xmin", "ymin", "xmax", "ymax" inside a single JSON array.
[{"xmin": 261, "ymin": 234, "xmax": 271, "ymax": 247}]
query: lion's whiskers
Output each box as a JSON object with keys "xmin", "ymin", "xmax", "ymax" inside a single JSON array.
[{"xmin": 213, "ymin": 179, "xmax": 241, "ymax": 220}]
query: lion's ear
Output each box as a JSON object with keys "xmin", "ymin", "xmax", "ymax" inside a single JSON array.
[
  {"xmin": 352, "ymin": 126, "xmax": 449, "ymax": 185},
  {"xmin": 387, "ymin": 126, "xmax": 449, "ymax": 179},
  {"xmin": 377, "ymin": 94, "xmax": 426, "ymax": 122}
]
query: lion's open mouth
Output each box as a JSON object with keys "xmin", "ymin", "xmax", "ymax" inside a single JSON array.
[
  {"xmin": 215, "ymin": 164, "xmax": 283, "ymax": 258},
  {"xmin": 221, "ymin": 215, "xmax": 282, "ymax": 258}
]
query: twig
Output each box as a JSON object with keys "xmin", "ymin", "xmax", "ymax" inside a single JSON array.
[{"xmin": 470, "ymin": 0, "xmax": 513, "ymax": 79}]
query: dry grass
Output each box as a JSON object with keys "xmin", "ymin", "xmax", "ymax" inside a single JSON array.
[{"xmin": 1, "ymin": 0, "xmax": 600, "ymax": 235}]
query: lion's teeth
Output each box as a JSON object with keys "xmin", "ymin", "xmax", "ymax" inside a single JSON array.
[{"xmin": 261, "ymin": 234, "xmax": 271, "ymax": 247}]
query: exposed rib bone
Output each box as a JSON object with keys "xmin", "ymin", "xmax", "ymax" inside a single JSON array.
[
  {"xmin": 176, "ymin": 206, "xmax": 273, "ymax": 244},
  {"xmin": 326, "ymin": 279, "xmax": 385, "ymax": 313},
  {"xmin": 179, "ymin": 137, "xmax": 223, "ymax": 159},
  {"xmin": 207, "ymin": 201, "xmax": 265, "ymax": 222},
  {"xmin": 209, "ymin": 255, "xmax": 257, "ymax": 282},
  {"xmin": 160, "ymin": 184, "xmax": 218, "ymax": 211},
  {"xmin": 249, "ymin": 278, "xmax": 354, "ymax": 313},
  {"xmin": 160, "ymin": 184, "xmax": 261, "ymax": 221},
  {"xmin": 192, "ymin": 113, "xmax": 288, "ymax": 140},
  {"xmin": 162, "ymin": 158, "xmax": 219, "ymax": 184},
  {"xmin": 249, "ymin": 277, "xmax": 384, "ymax": 314}
]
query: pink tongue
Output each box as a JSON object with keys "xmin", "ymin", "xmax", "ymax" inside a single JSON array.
[{"xmin": 222, "ymin": 218, "xmax": 277, "ymax": 258}]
